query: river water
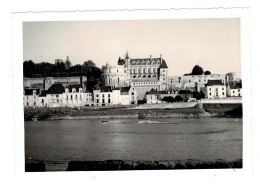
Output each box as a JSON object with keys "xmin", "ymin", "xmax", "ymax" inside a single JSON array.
[{"xmin": 25, "ymin": 117, "xmax": 242, "ymax": 171}]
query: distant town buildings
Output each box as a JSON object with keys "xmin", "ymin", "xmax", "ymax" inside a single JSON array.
[{"xmin": 23, "ymin": 52, "xmax": 242, "ymax": 107}]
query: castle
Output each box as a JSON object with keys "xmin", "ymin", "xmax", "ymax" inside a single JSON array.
[{"xmin": 102, "ymin": 52, "xmax": 168, "ymax": 100}]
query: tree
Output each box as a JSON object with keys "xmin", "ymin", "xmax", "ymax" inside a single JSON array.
[
  {"xmin": 204, "ymin": 71, "xmax": 211, "ymax": 75},
  {"xmin": 175, "ymin": 96, "xmax": 183, "ymax": 102},
  {"xmin": 69, "ymin": 64, "xmax": 83, "ymax": 72},
  {"xmin": 191, "ymin": 65, "xmax": 204, "ymax": 75},
  {"xmin": 23, "ymin": 60, "xmax": 36, "ymax": 77},
  {"xmin": 65, "ymin": 56, "xmax": 72, "ymax": 70},
  {"xmin": 82, "ymin": 60, "xmax": 96, "ymax": 71}
]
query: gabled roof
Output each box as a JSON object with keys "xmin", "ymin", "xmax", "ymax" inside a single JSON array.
[
  {"xmin": 146, "ymin": 88, "xmax": 158, "ymax": 95},
  {"xmin": 24, "ymin": 88, "xmax": 40, "ymax": 96},
  {"xmin": 67, "ymin": 84, "xmax": 82, "ymax": 92},
  {"xmin": 47, "ymin": 84, "xmax": 65, "ymax": 94},
  {"xmin": 206, "ymin": 80, "xmax": 224, "ymax": 86},
  {"xmin": 39, "ymin": 90, "xmax": 47, "ymax": 97},
  {"xmin": 159, "ymin": 59, "xmax": 168, "ymax": 68}
]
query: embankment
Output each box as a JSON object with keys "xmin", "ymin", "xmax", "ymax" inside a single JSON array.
[
  {"xmin": 25, "ymin": 159, "xmax": 242, "ymax": 171},
  {"xmin": 24, "ymin": 102, "xmax": 242, "ymax": 121}
]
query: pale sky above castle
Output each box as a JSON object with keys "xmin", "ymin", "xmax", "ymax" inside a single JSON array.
[{"xmin": 23, "ymin": 18, "xmax": 240, "ymax": 76}]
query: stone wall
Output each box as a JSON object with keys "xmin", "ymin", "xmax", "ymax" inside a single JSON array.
[{"xmin": 24, "ymin": 76, "xmax": 87, "ymax": 90}]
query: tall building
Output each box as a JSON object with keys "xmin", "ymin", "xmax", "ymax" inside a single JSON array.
[{"xmin": 102, "ymin": 52, "xmax": 169, "ymax": 100}]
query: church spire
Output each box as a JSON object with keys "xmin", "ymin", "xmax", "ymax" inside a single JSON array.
[{"xmin": 125, "ymin": 51, "xmax": 129, "ymax": 59}]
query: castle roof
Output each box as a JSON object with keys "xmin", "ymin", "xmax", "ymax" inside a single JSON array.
[
  {"xmin": 206, "ymin": 80, "xmax": 224, "ymax": 86},
  {"xmin": 47, "ymin": 84, "xmax": 65, "ymax": 94},
  {"xmin": 125, "ymin": 51, "xmax": 129, "ymax": 59},
  {"xmin": 159, "ymin": 59, "xmax": 168, "ymax": 68}
]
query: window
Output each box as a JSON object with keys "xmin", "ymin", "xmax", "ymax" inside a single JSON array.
[
  {"xmin": 223, "ymin": 92, "xmax": 225, "ymax": 95},
  {"xmin": 67, "ymin": 95, "xmax": 68, "ymax": 100},
  {"xmin": 75, "ymin": 95, "xmax": 77, "ymax": 99},
  {"xmin": 209, "ymin": 93, "xmax": 212, "ymax": 96},
  {"xmin": 163, "ymin": 70, "xmax": 165, "ymax": 72},
  {"xmin": 79, "ymin": 89, "xmax": 82, "ymax": 93},
  {"xmin": 102, "ymin": 94, "xmax": 104, "ymax": 98},
  {"xmin": 108, "ymin": 94, "xmax": 110, "ymax": 98},
  {"xmin": 56, "ymin": 95, "xmax": 59, "ymax": 98},
  {"xmin": 27, "ymin": 103, "xmax": 28, "ymax": 106},
  {"xmin": 209, "ymin": 88, "xmax": 211, "ymax": 91},
  {"xmin": 238, "ymin": 89, "xmax": 240, "ymax": 92},
  {"xmin": 108, "ymin": 99, "xmax": 111, "ymax": 103},
  {"xmin": 34, "ymin": 102, "xmax": 36, "ymax": 105},
  {"xmin": 215, "ymin": 88, "xmax": 218, "ymax": 91},
  {"xmin": 222, "ymin": 88, "xmax": 224, "ymax": 90},
  {"xmin": 72, "ymin": 89, "xmax": 76, "ymax": 93},
  {"xmin": 132, "ymin": 92, "xmax": 134, "ymax": 95},
  {"xmin": 71, "ymin": 95, "xmax": 73, "ymax": 99},
  {"xmin": 57, "ymin": 99, "xmax": 59, "ymax": 102},
  {"xmin": 42, "ymin": 99, "xmax": 44, "ymax": 103},
  {"xmin": 96, "ymin": 99, "xmax": 99, "ymax": 103},
  {"xmin": 96, "ymin": 94, "xmax": 99, "ymax": 98},
  {"xmin": 102, "ymin": 99, "xmax": 105, "ymax": 103}
]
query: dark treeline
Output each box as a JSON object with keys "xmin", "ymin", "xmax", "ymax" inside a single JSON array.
[
  {"xmin": 23, "ymin": 56, "xmax": 102, "ymax": 78},
  {"xmin": 184, "ymin": 65, "xmax": 211, "ymax": 76}
]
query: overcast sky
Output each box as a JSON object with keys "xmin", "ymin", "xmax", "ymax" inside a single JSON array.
[{"xmin": 23, "ymin": 18, "xmax": 240, "ymax": 76}]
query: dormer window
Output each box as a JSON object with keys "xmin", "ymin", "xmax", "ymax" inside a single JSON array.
[
  {"xmin": 65, "ymin": 89, "xmax": 69, "ymax": 93},
  {"xmin": 72, "ymin": 89, "xmax": 76, "ymax": 93},
  {"xmin": 79, "ymin": 89, "xmax": 82, "ymax": 93}
]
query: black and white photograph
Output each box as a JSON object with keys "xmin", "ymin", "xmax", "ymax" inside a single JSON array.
[{"xmin": 22, "ymin": 18, "xmax": 243, "ymax": 172}]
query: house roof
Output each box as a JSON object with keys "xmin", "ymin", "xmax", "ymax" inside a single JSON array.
[
  {"xmin": 146, "ymin": 88, "xmax": 158, "ymax": 95},
  {"xmin": 178, "ymin": 90, "xmax": 192, "ymax": 94},
  {"xmin": 24, "ymin": 88, "xmax": 40, "ymax": 96},
  {"xmin": 39, "ymin": 90, "xmax": 47, "ymax": 97},
  {"xmin": 206, "ymin": 80, "xmax": 224, "ymax": 86},
  {"xmin": 229, "ymin": 82, "xmax": 242, "ymax": 89},
  {"xmin": 120, "ymin": 86, "xmax": 131, "ymax": 93},
  {"xmin": 159, "ymin": 59, "xmax": 168, "ymax": 68},
  {"xmin": 67, "ymin": 84, "xmax": 82, "ymax": 92},
  {"xmin": 47, "ymin": 84, "xmax": 65, "ymax": 94}
]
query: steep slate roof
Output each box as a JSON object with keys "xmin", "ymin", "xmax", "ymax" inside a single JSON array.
[
  {"xmin": 24, "ymin": 88, "xmax": 40, "ymax": 96},
  {"xmin": 229, "ymin": 82, "xmax": 242, "ymax": 89},
  {"xmin": 67, "ymin": 84, "xmax": 82, "ymax": 92},
  {"xmin": 120, "ymin": 87, "xmax": 131, "ymax": 93},
  {"xmin": 206, "ymin": 80, "xmax": 224, "ymax": 86},
  {"xmin": 159, "ymin": 59, "xmax": 168, "ymax": 68},
  {"xmin": 47, "ymin": 84, "xmax": 65, "ymax": 94},
  {"xmin": 93, "ymin": 86, "xmax": 113, "ymax": 92},
  {"xmin": 39, "ymin": 90, "xmax": 47, "ymax": 97}
]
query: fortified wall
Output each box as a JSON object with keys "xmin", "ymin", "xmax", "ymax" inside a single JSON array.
[
  {"xmin": 167, "ymin": 74, "xmax": 226, "ymax": 91},
  {"xmin": 24, "ymin": 76, "xmax": 87, "ymax": 90}
]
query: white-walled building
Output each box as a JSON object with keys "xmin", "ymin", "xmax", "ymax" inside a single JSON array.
[
  {"xmin": 23, "ymin": 88, "xmax": 40, "ymax": 107},
  {"xmin": 46, "ymin": 84, "xmax": 65, "ymax": 107},
  {"xmin": 227, "ymin": 82, "xmax": 242, "ymax": 97},
  {"xmin": 202, "ymin": 80, "xmax": 226, "ymax": 99},
  {"xmin": 63, "ymin": 85, "xmax": 84, "ymax": 107},
  {"xmin": 38, "ymin": 90, "xmax": 47, "ymax": 107}
]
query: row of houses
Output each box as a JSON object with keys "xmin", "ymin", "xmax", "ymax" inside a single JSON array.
[
  {"xmin": 145, "ymin": 80, "xmax": 242, "ymax": 104},
  {"xmin": 24, "ymin": 84, "xmax": 138, "ymax": 108},
  {"xmin": 24, "ymin": 79, "xmax": 242, "ymax": 107}
]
